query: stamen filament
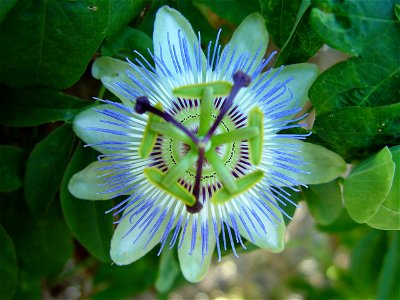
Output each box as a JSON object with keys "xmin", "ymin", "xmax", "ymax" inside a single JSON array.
[
  {"xmin": 198, "ymin": 87, "xmax": 214, "ymax": 136},
  {"xmin": 211, "ymin": 127, "xmax": 259, "ymax": 146},
  {"xmin": 150, "ymin": 122, "xmax": 194, "ymax": 146},
  {"xmin": 162, "ymin": 149, "xmax": 198, "ymax": 186},
  {"xmin": 205, "ymin": 149, "xmax": 238, "ymax": 194}
]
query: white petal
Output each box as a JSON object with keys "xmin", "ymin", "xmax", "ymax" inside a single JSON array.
[
  {"xmin": 235, "ymin": 192, "xmax": 286, "ymax": 252},
  {"xmin": 111, "ymin": 202, "xmax": 171, "ymax": 265},
  {"xmin": 92, "ymin": 57, "xmax": 151, "ymax": 107},
  {"xmin": 73, "ymin": 104, "xmax": 143, "ymax": 154},
  {"xmin": 68, "ymin": 161, "xmax": 110, "ymax": 200},
  {"xmin": 153, "ymin": 6, "xmax": 206, "ymax": 81},
  {"xmin": 265, "ymin": 139, "xmax": 346, "ymax": 185},
  {"xmin": 220, "ymin": 13, "xmax": 269, "ymax": 77},
  {"xmin": 178, "ymin": 214, "xmax": 215, "ymax": 282}
]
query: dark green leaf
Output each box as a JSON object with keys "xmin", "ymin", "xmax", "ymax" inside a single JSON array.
[
  {"xmin": 343, "ymin": 147, "xmax": 395, "ymax": 224},
  {"xmin": 313, "ymin": 102, "xmax": 400, "ymax": 160},
  {"xmin": 350, "ymin": 230, "xmax": 387, "ymax": 295},
  {"xmin": 60, "ymin": 144, "xmax": 113, "ymax": 263},
  {"xmin": 101, "ymin": 27, "xmax": 153, "ymax": 62},
  {"xmin": 0, "ymin": 145, "xmax": 24, "ymax": 192},
  {"xmin": 105, "ymin": 0, "xmax": 149, "ymax": 41},
  {"xmin": 0, "ymin": 191, "xmax": 73, "ymax": 277},
  {"xmin": 24, "ymin": 124, "xmax": 75, "ymax": 218},
  {"xmin": 259, "ymin": 0, "xmax": 302, "ymax": 47},
  {"xmin": 376, "ymin": 232, "xmax": 400, "ymax": 300},
  {"xmin": 0, "ymin": 0, "xmax": 18, "ymax": 22},
  {"xmin": 193, "ymin": 0, "xmax": 260, "ymax": 25},
  {"xmin": 0, "ymin": 225, "xmax": 18, "ymax": 300},
  {"xmin": 302, "ymin": 180, "xmax": 342, "ymax": 225},
  {"xmin": 0, "ymin": 1, "xmax": 144, "ymax": 88},
  {"xmin": 155, "ymin": 249, "xmax": 180, "ymax": 293},
  {"xmin": 310, "ymin": 57, "xmax": 400, "ymax": 114},
  {"xmin": 0, "ymin": 87, "xmax": 91, "ymax": 127},
  {"xmin": 275, "ymin": 1, "xmax": 323, "ymax": 65},
  {"xmin": 92, "ymin": 249, "xmax": 159, "ymax": 299}
]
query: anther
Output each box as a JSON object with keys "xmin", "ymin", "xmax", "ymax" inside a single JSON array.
[{"xmin": 134, "ymin": 96, "xmax": 151, "ymax": 114}]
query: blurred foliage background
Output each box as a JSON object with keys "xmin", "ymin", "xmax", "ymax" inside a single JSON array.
[{"xmin": 0, "ymin": 0, "xmax": 399, "ymax": 299}]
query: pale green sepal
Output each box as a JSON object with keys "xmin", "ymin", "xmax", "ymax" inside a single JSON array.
[
  {"xmin": 343, "ymin": 147, "xmax": 395, "ymax": 224},
  {"xmin": 221, "ymin": 13, "xmax": 268, "ymax": 76},
  {"xmin": 110, "ymin": 209, "xmax": 167, "ymax": 265},
  {"xmin": 153, "ymin": 6, "xmax": 206, "ymax": 77},
  {"xmin": 261, "ymin": 64, "xmax": 318, "ymax": 121},
  {"xmin": 68, "ymin": 161, "xmax": 110, "ymax": 200},
  {"xmin": 237, "ymin": 195, "xmax": 286, "ymax": 252},
  {"xmin": 173, "ymin": 81, "xmax": 232, "ymax": 98},
  {"xmin": 92, "ymin": 57, "xmax": 141, "ymax": 107},
  {"xmin": 271, "ymin": 139, "xmax": 346, "ymax": 185},
  {"xmin": 73, "ymin": 104, "xmax": 134, "ymax": 154},
  {"xmin": 178, "ymin": 216, "xmax": 216, "ymax": 282}
]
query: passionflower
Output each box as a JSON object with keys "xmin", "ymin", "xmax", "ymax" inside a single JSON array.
[{"xmin": 68, "ymin": 6, "xmax": 322, "ymax": 282}]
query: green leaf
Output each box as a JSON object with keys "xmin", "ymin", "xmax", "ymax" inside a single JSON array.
[
  {"xmin": 24, "ymin": 124, "xmax": 75, "ymax": 218},
  {"xmin": 316, "ymin": 207, "xmax": 360, "ymax": 232},
  {"xmin": 0, "ymin": 87, "xmax": 91, "ymax": 127},
  {"xmin": 0, "ymin": 0, "xmax": 17, "ymax": 22},
  {"xmin": 367, "ymin": 146, "xmax": 400, "ymax": 230},
  {"xmin": 155, "ymin": 249, "xmax": 180, "ymax": 294},
  {"xmin": 61, "ymin": 144, "xmax": 114, "ymax": 263},
  {"xmin": 105, "ymin": 0, "xmax": 148, "ymax": 41},
  {"xmin": 92, "ymin": 250, "xmax": 159, "ymax": 299},
  {"xmin": 0, "ymin": 191, "xmax": 73, "ymax": 277},
  {"xmin": 350, "ymin": 230, "xmax": 387, "ymax": 295},
  {"xmin": 259, "ymin": 0, "xmax": 302, "ymax": 47},
  {"xmin": 313, "ymin": 102, "xmax": 400, "ymax": 160},
  {"xmin": 311, "ymin": 0, "xmax": 400, "ymax": 59},
  {"xmin": 0, "ymin": 1, "xmax": 145, "ymax": 89},
  {"xmin": 302, "ymin": 180, "xmax": 343, "ymax": 225},
  {"xmin": 101, "ymin": 27, "xmax": 153, "ymax": 62},
  {"xmin": 0, "ymin": 145, "xmax": 24, "ymax": 192},
  {"xmin": 376, "ymin": 232, "xmax": 400, "ymax": 300},
  {"xmin": 0, "ymin": 225, "xmax": 18, "ymax": 300},
  {"xmin": 275, "ymin": 1, "xmax": 323, "ymax": 66},
  {"xmin": 343, "ymin": 147, "xmax": 395, "ymax": 224},
  {"xmin": 310, "ymin": 57, "xmax": 400, "ymax": 114}
]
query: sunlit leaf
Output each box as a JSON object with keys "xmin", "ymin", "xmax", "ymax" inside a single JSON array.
[{"xmin": 343, "ymin": 147, "xmax": 395, "ymax": 223}]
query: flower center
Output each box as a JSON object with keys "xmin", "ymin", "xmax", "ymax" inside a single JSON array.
[{"xmin": 134, "ymin": 71, "xmax": 264, "ymax": 213}]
